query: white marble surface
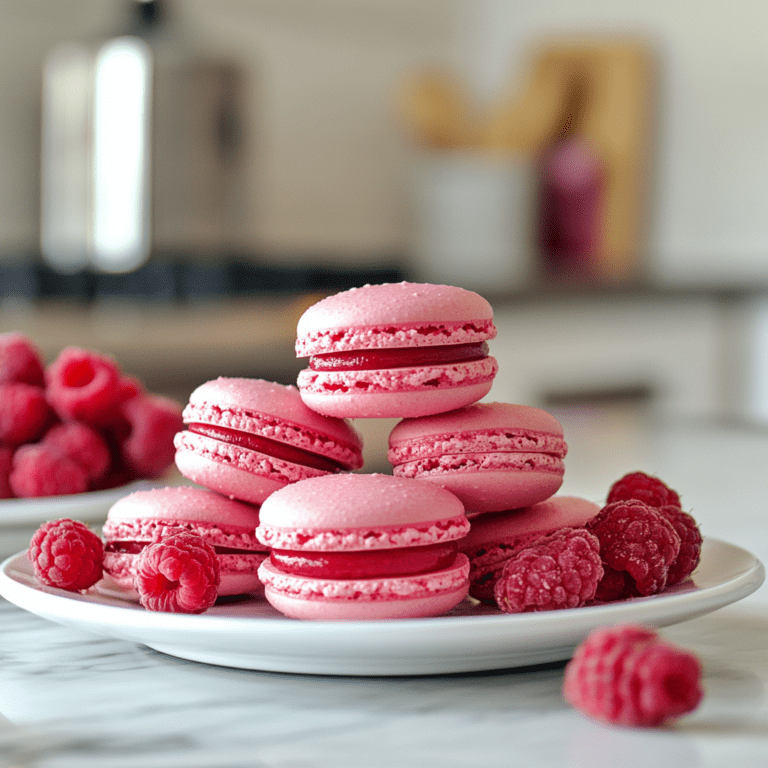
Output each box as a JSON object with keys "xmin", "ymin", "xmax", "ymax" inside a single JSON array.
[{"xmin": 0, "ymin": 417, "xmax": 767, "ymax": 768}]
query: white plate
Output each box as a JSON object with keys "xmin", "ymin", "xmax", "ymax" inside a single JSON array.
[
  {"xmin": 0, "ymin": 480, "xmax": 165, "ymax": 527},
  {"xmin": 0, "ymin": 538, "xmax": 763, "ymax": 676}
]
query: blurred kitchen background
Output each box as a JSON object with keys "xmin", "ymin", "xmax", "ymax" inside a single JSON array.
[{"xmin": 3, "ymin": 0, "xmax": 768, "ymax": 479}]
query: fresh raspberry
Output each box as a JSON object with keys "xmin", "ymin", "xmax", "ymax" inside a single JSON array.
[
  {"xmin": 135, "ymin": 530, "xmax": 220, "ymax": 614},
  {"xmin": 10, "ymin": 444, "xmax": 89, "ymax": 498},
  {"xmin": 607, "ymin": 471, "xmax": 682, "ymax": 509},
  {"xmin": 118, "ymin": 374, "xmax": 144, "ymax": 402},
  {"xmin": 586, "ymin": 500, "xmax": 681, "ymax": 597},
  {"xmin": 0, "ymin": 447, "xmax": 13, "ymax": 498},
  {"xmin": 593, "ymin": 564, "xmax": 634, "ymax": 602},
  {"xmin": 42, "ymin": 421, "xmax": 111, "ymax": 483},
  {"xmin": 119, "ymin": 393, "xmax": 183, "ymax": 478},
  {"xmin": 494, "ymin": 528, "xmax": 604, "ymax": 613},
  {"xmin": 0, "ymin": 383, "xmax": 53, "ymax": 446},
  {"xmin": 658, "ymin": 505, "xmax": 702, "ymax": 586},
  {"xmin": 45, "ymin": 347, "xmax": 122, "ymax": 426},
  {"xmin": 563, "ymin": 624, "xmax": 703, "ymax": 727},
  {"xmin": 27, "ymin": 518, "xmax": 104, "ymax": 591},
  {"xmin": 0, "ymin": 333, "xmax": 45, "ymax": 386}
]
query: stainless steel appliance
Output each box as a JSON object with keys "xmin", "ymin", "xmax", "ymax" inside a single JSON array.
[{"xmin": 40, "ymin": 0, "xmax": 246, "ymax": 275}]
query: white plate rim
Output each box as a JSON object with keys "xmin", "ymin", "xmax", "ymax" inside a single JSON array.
[{"xmin": 0, "ymin": 537, "xmax": 763, "ymax": 676}]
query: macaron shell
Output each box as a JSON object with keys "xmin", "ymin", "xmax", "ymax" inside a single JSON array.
[
  {"xmin": 174, "ymin": 429, "xmax": 325, "ymax": 505},
  {"xmin": 460, "ymin": 496, "xmax": 601, "ymax": 553},
  {"xmin": 105, "ymin": 486, "xmax": 263, "ymax": 536},
  {"xmin": 256, "ymin": 473, "xmax": 468, "ymax": 551},
  {"xmin": 395, "ymin": 462, "xmax": 565, "ymax": 514},
  {"xmin": 298, "ymin": 356, "xmax": 497, "ymax": 394},
  {"xmin": 183, "ymin": 377, "xmax": 363, "ymax": 469},
  {"xmin": 259, "ymin": 554, "xmax": 470, "ymax": 620},
  {"xmin": 389, "ymin": 402, "xmax": 565, "ymax": 445},
  {"xmin": 388, "ymin": 404, "xmax": 567, "ymax": 464},
  {"xmin": 296, "ymin": 282, "xmax": 496, "ymax": 356},
  {"xmin": 388, "ymin": 402, "xmax": 566, "ymax": 512},
  {"xmin": 298, "ymin": 375, "xmax": 495, "ymax": 419}
]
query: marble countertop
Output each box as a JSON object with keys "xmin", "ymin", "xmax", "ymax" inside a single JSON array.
[{"xmin": 1, "ymin": 417, "xmax": 766, "ymax": 768}]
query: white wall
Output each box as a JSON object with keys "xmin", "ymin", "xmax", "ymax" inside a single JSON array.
[{"xmin": 457, "ymin": 0, "xmax": 768, "ymax": 286}]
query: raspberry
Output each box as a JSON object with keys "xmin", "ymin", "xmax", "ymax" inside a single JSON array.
[
  {"xmin": 607, "ymin": 471, "xmax": 682, "ymax": 509},
  {"xmin": 563, "ymin": 624, "xmax": 703, "ymax": 727},
  {"xmin": 0, "ymin": 447, "xmax": 13, "ymax": 498},
  {"xmin": 10, "ymin": 444, "xmax": 89, "ymax": 498},
  {"xmin": 0, "ymin": 333, "xmax": 45, "ymax": 386},
  {"xmin": 42, "ymin": 421, "xmax": 111, "ymax": 483},
  {"xmin": 0, "ymin": 383, "xmax": 52, "ymax": 446},
  {"xmin": 658, "ymin": 505, "xmax": 702, "ymax": 585},
  {"xmin": 586, "ymin": 500, "xmax": 681, "ymax": 597},
  {"xmin": 119, "ymin": 393, "xmax": 183, "ymax": 478},
  {"xmin": 46, "ymin": 347, "xmax": 122, "ymax": 426},
  {"xmin": 27, "ymin": 518, "xmax": 104, "ymax": 591},
  {"xmin": 593, "ymin": 564, "xmax": 634, "ymax": 602},
  {"xmin": 494, "ymin": 528, "xmax": 603, "ymax": 613},
  {"xmin": 135, "ymin": 530, "xmax": 220, "ymax": 614},
  {"xmin": 118, "ymin": 374, "xmax": 144, "ymax": 402}
]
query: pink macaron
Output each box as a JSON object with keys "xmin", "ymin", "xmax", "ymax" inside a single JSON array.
[
  {"xmin": 256, "ymin": 473, "xmax": 471, "ymax": 620},
  {"xmin": 174, "ymin": 378, "xmax": 364, "ymax": 505},
  {"xmin": 102, "ymin": 486, "xmax": 268, "ymax": 597},
  {"xmin": 388, "ymin": 402, "xmax": 567, "ymax": 514},
  {"xmin": 295, "ymin": 282, "xmax": 498, "ymax": 418},
  {"xmin": 459, "ymin": 495, "xmax": 600, "ymax": 603}
]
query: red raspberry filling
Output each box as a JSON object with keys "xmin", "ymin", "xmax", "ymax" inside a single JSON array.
[
  {"xmin": 135, "ymin": 530, "xmax": 220, "ymax": 613},
  {"xmin": 28, "ymin": 518, "xmax": 104, "ymax": 591},
  {"xmin": 309, "ymin": 341, "xmax": 489, "ymax": 371},
  {"xmin": 10, "ymin": 444, "xmax": 89, "ymax": 498},
  {"xmin": 0, "ymin": 333, "xmax": 45, "ymax": 386},
  {"xmin": 46, "ymin": 347, "xmax": 122, "ymax": 426},
  {"xmin": 563, "ymin": 624, "xmax": 703, "ymax": 727},
  {"xmin": 586, "ymin": 500, "xmax": 681, "ymax": 597},
  {"xmin": 493, "ymin": 528, "xmax": 603, "ymax": 613},
  {"xmin": 0, "ymin": 383, "xmax": 52, "ymax": 446},
  {"xmin": 188, "ymin": 423, "xmax": 344, "ymax": 473},
  {"xmin": 270, "ymin": 541, "xmax": 459, "ymax": 580},
  {"xmin": 607, "ymin": 471, "xmax": 682, "ymax": 509}
]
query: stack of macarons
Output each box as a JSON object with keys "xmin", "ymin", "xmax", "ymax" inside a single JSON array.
[
  {"xmin": 252, "ymin": 280, "xmax": 588, "ymax": 619},
  {"xmin": 107, "ymin": 280, "xmax": 590, "ymax": 618},
  {"xmin": 103, "ymin": 377, "xmax": 364, "ymax": 598}
]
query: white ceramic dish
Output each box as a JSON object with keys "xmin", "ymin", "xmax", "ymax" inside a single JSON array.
[
  {"xmin": 0, "ymin": 537, "xmax": 763, "ymax": 676},
  {"xmin": 0, "ymin": 480, "xmax": 166, "ymax": 527}
]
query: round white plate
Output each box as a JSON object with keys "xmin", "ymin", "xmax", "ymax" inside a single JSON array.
[
  {"xmin": 0, "ymin": 480, "xmax": 165, "ymax": 527},
  {"xmin": 0, "ymin": 537, "xmax": 763, "ymax": 676}
]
